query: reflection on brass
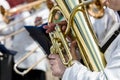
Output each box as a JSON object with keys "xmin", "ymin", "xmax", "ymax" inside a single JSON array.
[
  {"xmin": 48, "ymin": 0, "xmax": 106, "ymax": 71},
  {"xmin": 87, "ymin": 0, "xmax": 104, "ymax": 18}
]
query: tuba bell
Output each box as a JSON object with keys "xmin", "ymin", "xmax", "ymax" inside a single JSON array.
[{"xmin": 48, "ymin": 0, "xmax": 106, "ymax": 71}]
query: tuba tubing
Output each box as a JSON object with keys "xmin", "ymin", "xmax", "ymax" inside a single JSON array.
[
  {"xmin": 67, "ymin": 2, "xmax": 106, "ymax": 71},
  {"xmin": 48, "ymin": 0, "xmax": 106, "ymax": 71}
]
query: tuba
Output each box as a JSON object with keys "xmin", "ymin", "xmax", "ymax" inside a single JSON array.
[{"xmin": 48, "ymin": 0, "xmax": 106, "ymax": 71}]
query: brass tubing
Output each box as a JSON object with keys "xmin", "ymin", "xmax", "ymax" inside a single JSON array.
[
  {"xmin": 0, "ymin": 28, "xmax": 25, "ymax": 41},
  {"xmin": 14, "ymin": 46, "xmax": 47, "ymax": 76}
]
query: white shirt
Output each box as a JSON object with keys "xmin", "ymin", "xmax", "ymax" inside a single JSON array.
[
  {"xmin": 62, "ymin": 8, "xmax": 120, "ymax": 80},
  {"xmin": 62, "ymin": 30, "xmax": 120, "ymax": 80},
  {"xmin": 0, "ymin": 2, "xmax": 49, "ymax": 71},
  {"xmin": 12, "ymin": 3, "xmax": 49, "ymax": 71},
  {"xmin": 90, "ymin": 8, "xmax": 119, "ymax": 44}
]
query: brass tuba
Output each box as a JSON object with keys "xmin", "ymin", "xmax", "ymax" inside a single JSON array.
[{"xmin": 48, "ymin": 0, "xmax": 106, "ymax": 71}]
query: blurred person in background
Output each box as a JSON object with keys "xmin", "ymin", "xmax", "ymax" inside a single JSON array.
[
  {"xmin": 0, "ymin": 1, "xmax": 52, "ymax": 80},
  {"xmin": 0, "ymin": 1, "xmax": 13, "ymax": 80}
]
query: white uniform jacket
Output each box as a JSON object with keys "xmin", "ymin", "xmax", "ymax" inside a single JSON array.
[{"xmin": 62, "ymin": 22, "xmax": 120, "ymax": 80}]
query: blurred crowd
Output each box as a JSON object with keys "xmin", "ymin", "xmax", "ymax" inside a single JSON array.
[{"xmin": 0, "ymin": 0, "xmax": 58, "ymax": 80}]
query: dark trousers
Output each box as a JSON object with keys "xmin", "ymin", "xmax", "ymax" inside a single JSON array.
[
  {"xmin": 12, "ymin": 68, "xmax": 46, "ymax": 80},
  {"xmin": 12, "ymin": 57, "xmax": 46, "ymax": 80},
  {"xmin": 0, "ymin": 54, "xmax": 12, "ymax": 80}
]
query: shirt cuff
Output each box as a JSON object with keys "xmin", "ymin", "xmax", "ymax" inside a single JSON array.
[{"xmin": 62, "ymin": 60, "xmax": 87, "ymax": 80}]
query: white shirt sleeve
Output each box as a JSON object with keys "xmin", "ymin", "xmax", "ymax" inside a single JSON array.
[
  {"xmin": 62, "ymin": 61, "xmax": 108, "ymax": 80},
  {"xmin": 62, "ymin": 34, "xmax": 120, "ymax": 80}
]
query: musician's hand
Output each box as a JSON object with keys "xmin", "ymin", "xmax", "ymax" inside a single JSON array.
[
  {"xmin": 43, "ymin": 20, "xmax": 67, "ymax": 33},
  {"xmin": 43, "ymin": 22, "xmax": 56, "ymax": 33},
  {"xmin": 34, "ymin": 16, "xmax": 43, "ymax": 26},
  {"xmin": 48, "ymin": 40, "xmax": 79, "ymax": 77},
  {"xmin": 48, "ymin": 54, "xmax": 66, "ymax": 78},
  {"xmin": 70, "ymin": 40, "xmax": 79, "ymax": 60},
  {"xmin": 104, "ymin": 0, "xmax": 120, "ymax": 10}
]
